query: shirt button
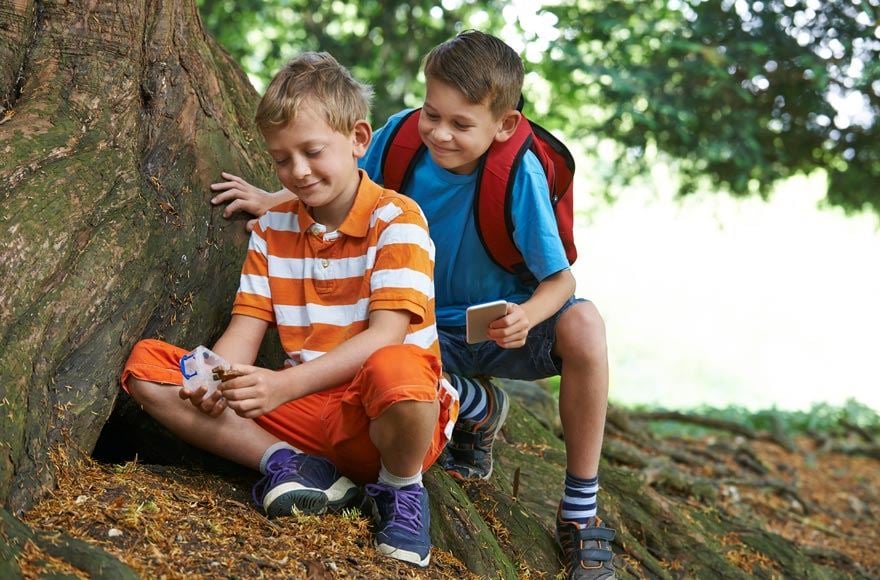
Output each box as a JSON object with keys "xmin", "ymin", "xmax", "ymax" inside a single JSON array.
[{"xmin": 321, "ymin": 259, "xmax": 329, "ymax": 268}]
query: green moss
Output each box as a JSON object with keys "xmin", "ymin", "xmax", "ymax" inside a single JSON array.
[{"xmin": 426, "ymin": 468, "xmax": 519, "ymax": 578}]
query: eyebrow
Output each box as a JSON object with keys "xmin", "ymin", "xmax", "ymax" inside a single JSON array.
[
  {"xmin": 267, "ymin": 139, "xmax": 324, "ymax": 153},
  {"xmin": 423, "ymin": 103, "xmax": 478, "ymax": 124}
]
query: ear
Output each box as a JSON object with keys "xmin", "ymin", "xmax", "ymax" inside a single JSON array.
[
  {"xmin": 493, "ymin": 110, "xmax": 522, "ymax": 143},
  {"xmin": 352, "ymin": 119, "xmax": 372, "ymax": 158}
]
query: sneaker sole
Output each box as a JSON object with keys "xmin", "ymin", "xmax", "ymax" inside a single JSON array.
[
  {"xmin": 264, "ymin": 477, "xmax": 360, "ymax": 518},
  {"xmin": 374, "ymin": 541, "xmax": 431, "ymax": 567}
]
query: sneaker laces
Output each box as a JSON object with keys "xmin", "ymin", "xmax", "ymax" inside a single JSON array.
[
  {"xmin": 252, "ymin": 452, "xmax": 305, "ymax": 508},
  {"xmin": 365, "ymin": 483, "xmax": 423, "ymax": 536}
]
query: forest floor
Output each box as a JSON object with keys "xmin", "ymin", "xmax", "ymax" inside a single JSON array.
[{"xmin": 18, "ymin": 418, "xmax": 880, "ymax": 578}]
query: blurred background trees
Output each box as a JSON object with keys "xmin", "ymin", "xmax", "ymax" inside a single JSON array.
[{"xmin": 198, "ymin": 0, "xmax": 879, "ymax": 213}]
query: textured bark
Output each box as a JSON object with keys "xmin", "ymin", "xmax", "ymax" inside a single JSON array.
[
  {"xmin": 1, "ymin": 507, "xmax": 139, "ymax": 579},
  {"xmin": 0, "ymin": 0, "xmax": 274, "ymax": 512}
]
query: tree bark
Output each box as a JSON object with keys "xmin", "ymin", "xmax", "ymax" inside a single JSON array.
[{"xmin": 0, "ymin": 0, "xmax": 274, "ymax": 512}]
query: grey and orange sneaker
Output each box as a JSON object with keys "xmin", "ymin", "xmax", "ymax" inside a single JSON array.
[
  {"xmin": 441, "ymin": 377, "xmax": 509, "ymax": 480},
  {"xmin": 555, "ymin": 506, "xmax": 617, "ymax": 579}
]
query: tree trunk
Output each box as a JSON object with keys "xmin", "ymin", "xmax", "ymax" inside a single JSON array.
[
  {"xmin": 1, "ymin": 0, "xmax": 273, "ymax": 511},
  {"xmin": 0, "ymin": 2, "xmax": 869, "ymax": 578}
]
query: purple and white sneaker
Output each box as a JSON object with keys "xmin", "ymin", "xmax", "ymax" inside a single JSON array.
[
  {"xmin": 252, "ymin": 449, "xmax": 360, "ymax": 518},
  {"xmin": 364, "ymin": 482, "xmax": 431, "ymax": 567}
]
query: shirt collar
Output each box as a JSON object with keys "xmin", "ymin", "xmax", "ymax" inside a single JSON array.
[{"xmin": 294, "ymin": 170, "xmax": 383, "ymax": 238}]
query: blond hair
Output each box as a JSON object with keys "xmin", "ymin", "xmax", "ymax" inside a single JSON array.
[
  {"xmin": 255, "ymin": 52, "xmax": 373, "ymax": 133},
  {"xmin": 423, "ymin": 30, "xmax": 524, "ymax": 118}
]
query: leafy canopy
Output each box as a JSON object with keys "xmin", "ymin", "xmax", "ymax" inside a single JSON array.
[{"xmin": 198, "ymin": 0, "xmax": 879, "ymax": 213}]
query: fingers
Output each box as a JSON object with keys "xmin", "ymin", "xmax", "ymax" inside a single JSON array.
[
  {"xmin": 487, "ymin": 323, "xmax": 528, "ymax": 348},
  {"xmin": 217, "ymin": 368, "xmax": 274, "ymax": 418},
  {"xmin": 201, "ymin": 392, "xmax": 228, "ymax": 417},
  {"xmin": 218, "ymin": 377, "xmax": 264, "ymax": 405},
  {"xmin": 488, "ymin": 305, "xmax": 530, "ymax": 349},
  {"xmin": 212, "ymin": 190, "xmax": 255, "ymax": 215},
  {"xmin": 180, "ymin": 385, "xmax": 207, "ymax": 404},
  {"xmin": 180, "ymin": 386, "xmax": 228, "ymax": 416},
  {"xmin": 209, "ymin": 173, "xmax": 261, "ymax": 210},
  {"xmin": 497, "ymin": 333, "xmax": 527, "ymax": 349},
  {"xmin": 210, "ymin": 188, "xmax": 240, "ymax": 205},
  {"xmin": 223, "ymin": 198, "xmax": 248, "ymax": 218},
  {"xmin": 209, "ymin": 172, "xmax": 245, "ymax": 192},
  {"xmin": 246, "ymin": 218, "xmax": 258, "ymax": 232},
  {"xmin": 227, "ymin": 401, "xmax": 265, "ymax": 419},
  {"xmin": 221, "ymin": 387, "xmax": 266, "ymax": 418},
  {"xmin": 210, "ymin": 174, "xmax": 248, "ymax": 201}
]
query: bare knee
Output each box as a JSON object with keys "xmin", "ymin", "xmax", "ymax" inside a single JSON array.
[
  {"xmin": 554, "ymin": 301, "xmax": 607, "ymax": 363},
  {"xmin": 370, "ymin": 399, "xmax": 439, "ymax": 458},
  {"xmin": 126, "ymin": 377, "xmax": 166, "ymax": 409}
]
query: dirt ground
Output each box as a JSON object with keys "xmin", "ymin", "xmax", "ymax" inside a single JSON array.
[
  {"xmin": 18, "ymin": 433, "xmax": 880, "ymax": 578},
  {"xmin": 723, "ymin": 438, "xmax": 879, "ymax": 576}
]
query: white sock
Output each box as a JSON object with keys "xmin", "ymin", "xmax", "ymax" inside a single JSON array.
[
  {"xmin": 378, "ymin": 462, "xmax": 423, "ymax": 488},
  {"xmin": 258, "ymin": 442, "xmax": 299, "ymax": 474}
]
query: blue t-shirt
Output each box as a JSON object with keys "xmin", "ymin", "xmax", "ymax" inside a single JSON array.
[{"xmin": 360, "ymin": 109, "xmax": 570, "ymax": 326}]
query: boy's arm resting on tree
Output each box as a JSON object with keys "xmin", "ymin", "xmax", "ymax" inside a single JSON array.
[
  {"xmin": 487, "ymin": 269, "xmax": 575, "ymax": 349},
  {"xmin": 218, "ymin": 308, "xmax": 412, "ymax": 419},
  {"xmin": 210, "ymin": 171, "xmax": 296, "ymax": 221}
]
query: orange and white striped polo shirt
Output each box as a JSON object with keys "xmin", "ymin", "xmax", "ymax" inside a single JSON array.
[{"xmin": 231, "ymin": 171, "xmax": 439, "ymax": 365}]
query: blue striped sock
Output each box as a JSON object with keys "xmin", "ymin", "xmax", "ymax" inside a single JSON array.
[
  {"xmin": 560, "ymin": 472, "xmax": 598, "ymax": 527},
  {"xmin": 449, "ymin": 374, "xmax": 488, "ymax": 422}
]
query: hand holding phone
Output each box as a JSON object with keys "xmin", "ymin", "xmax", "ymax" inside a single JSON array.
[{"xmin": 466, "ymin": 300, "xmax": 508, "ymax": 344}]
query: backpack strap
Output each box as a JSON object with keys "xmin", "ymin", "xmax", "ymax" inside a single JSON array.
[
  {"xmin": 475, "ymin": 117, "xmax": 535, "ymax": 276},
  {"xmin": 381, "ymin": 109, "xmax": 426, "ymax": 193},
  {"xmin": 529, "ymin": 121, "xmax": 578, "ymax": 266}
]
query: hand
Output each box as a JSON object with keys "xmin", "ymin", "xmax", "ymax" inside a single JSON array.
[
  {"xmin": 217, "ymin": 365, "xmax": 289, "ymax": 419},
  {"xmin": 179, "ymin": 385, "xmax": 228, "ymax": 418},
  {"xmin": 487, "ymin": 302, "xmax": 530, "ymax": 349},
  {"xmin": 210, "ymin": 172, "xmax": 277, "ymax": 231}
]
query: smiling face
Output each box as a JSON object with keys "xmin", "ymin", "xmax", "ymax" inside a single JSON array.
[
  {"xmin": 418, "ymin": 78, "xmax": 520, "ymax": 175},
  {"xmin": 263, "ymin": 99, "xmax": 370, "ymax": 227}
]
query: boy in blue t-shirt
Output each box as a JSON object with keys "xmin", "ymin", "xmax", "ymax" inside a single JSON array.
[{"xmin": 212, "ymin": 31, "xmax": 616, "ymax": 579}]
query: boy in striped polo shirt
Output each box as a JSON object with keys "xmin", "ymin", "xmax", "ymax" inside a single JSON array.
[
  {"xmin": 120, "ymin": 52, "xmax": 457, "ymax": 568},
  {"xmin": 211, "ymin": 32, "xmax": 616, "ymax": 579}
]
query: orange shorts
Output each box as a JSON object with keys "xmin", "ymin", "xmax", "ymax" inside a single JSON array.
[{"xmin": 121, "ymin": 339, "xmax": 459, "ymax": 483}]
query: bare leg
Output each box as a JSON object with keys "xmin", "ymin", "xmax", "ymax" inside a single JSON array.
[
  {"xmin": 369, "ymin": 400, "xmax": 440, "ymax": 476},
  {"xmin": 553, "ymin": 301, "xmax": 609, "ymax": 478},
  {"xmin": 127, "ymin": 377, "xmax": 281, "ymax": 471}
]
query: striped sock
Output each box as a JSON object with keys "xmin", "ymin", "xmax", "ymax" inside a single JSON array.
[
  {"xmin": 560, "ymin": 472, "xmax": 599, "ymax": 527},
  {"xmin": 449, "ymin": 374, "xmax": 488, "ymax": 422}
]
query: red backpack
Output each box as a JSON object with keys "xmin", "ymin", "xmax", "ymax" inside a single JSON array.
[{"xmin": 380, "ymin": 108, "xmax": 577, "ymax": 282}]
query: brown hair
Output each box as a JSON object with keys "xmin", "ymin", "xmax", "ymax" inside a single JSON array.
[
  {"xmin": 255, "ymin": 52, "xmax": 373, "ymax": 133},
  {"xmin": 423, "ymin": 30, "xmax": 524, "ymax": 118}
]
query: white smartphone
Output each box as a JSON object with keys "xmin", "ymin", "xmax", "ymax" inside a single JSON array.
[{"xmin": 466, "ymin": 300, "xmax": 508, "ymax": 344}]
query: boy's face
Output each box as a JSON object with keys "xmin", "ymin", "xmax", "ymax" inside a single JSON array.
[
  {"xmin": 418, "ymin": 78, "xmax": 520, "ymax": 175},
  {"xmin": 263, "ymin": 100, "xmax": 370, "ymax": 223}
]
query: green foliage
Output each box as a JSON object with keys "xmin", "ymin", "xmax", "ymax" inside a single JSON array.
[
  {"xmin": 197, "ymin": 0, "xmax": 879, "ymax": 214},
  {"xmin": 631, "ymin": 399, "xmax": 880, "ymax": 438},
  {"xmin": 197, "ymin": 0, "xmax": 508, "ymax": 125},
  {"xmin": 538, "ymin": 0, "xmax": 880, "ymax": 212}
]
